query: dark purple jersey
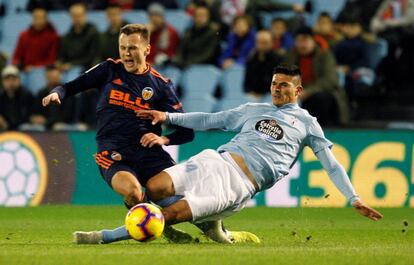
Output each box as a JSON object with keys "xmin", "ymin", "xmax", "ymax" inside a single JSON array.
[{"xmin": 52, "ymin": 59, "xmax": 194, "ymax": 151}]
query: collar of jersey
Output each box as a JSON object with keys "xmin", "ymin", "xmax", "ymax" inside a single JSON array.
[
  {"xmin": 132, "ymin": 63, "xmax": 151, "ymax": 75},
  {"xmin": 273, "ymin": 102, "xmax": 299, "ymax": 110}
]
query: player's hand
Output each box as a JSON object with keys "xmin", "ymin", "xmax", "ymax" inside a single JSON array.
[
  {"xmin": 42, "ymin": 92, "xmax": 61, "ymax": 106},
  {"xmin": 136, "ymin": 110, "xmax": 167, "ymax": 125},
  {"xmin": 352, "ymin": 200, "xmax": 383, "ymax": 221},
  {"xmin": 140, "ymin": 133, "xmax": 170, "ymax": 148}
]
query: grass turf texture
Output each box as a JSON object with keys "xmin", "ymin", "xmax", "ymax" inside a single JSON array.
[{"xmin": 0, "ymin": 206, "xmax": 413, "ymax": 265}]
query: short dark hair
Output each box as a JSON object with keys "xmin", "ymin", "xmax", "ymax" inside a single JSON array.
[
  {"xmin": 294, "ymin": 26, "xmax": 314, "ymax": 37},
  {"xmin": 232, "ymin": 15, "xmax": 253, "ymax": 28},
  {"xmin": 119, "ymin": 24, "xmax": 150, "ymax": 43},
  {"xmin": 318, "ymin": 11, "xmax": 331, "ymax": 20},
  {"xmin": 46, "ymin": 64, "xmax": 59, "ymax": 71},
  {"xmin": 271, "ymin": 17, "xmax": 287, "ymax": 26},
  {"xmin": 273, "ymin": 64, "xmax": 301, "ymax": 77},
  {"xmin": 106, "ymin": 3, "xmax": 121, "ymax": 9}
]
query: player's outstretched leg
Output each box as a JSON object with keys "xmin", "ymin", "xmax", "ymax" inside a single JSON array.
[
  {"xmin": 73, "ymin": 194, "xmax": 195, "ymax": 244},
  {"xmin": 146, "ymin": 172, "xmax": 260, "ymax": 244}
]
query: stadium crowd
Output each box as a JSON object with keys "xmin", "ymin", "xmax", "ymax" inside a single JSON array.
[{"xmin": 0, "ymin": 0, "xmax": 413, "ymax": 132}]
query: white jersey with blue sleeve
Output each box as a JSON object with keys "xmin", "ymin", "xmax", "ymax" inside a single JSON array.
[{"xmin": 166, "ymin": 102, "xmax": 358, "ymax": 201}]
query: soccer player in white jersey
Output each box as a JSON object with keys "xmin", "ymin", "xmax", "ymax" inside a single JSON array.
[{"xmin": 135, "ymin": 64, "xmax": 383, "ymax": 235}]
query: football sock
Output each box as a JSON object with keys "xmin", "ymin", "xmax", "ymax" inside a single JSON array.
[
  {"xmin": 101, "ymin": 195, "xmax": 184, "ymax": 243},
  {"xmin": 154, "ymin": 195, "xmax": 184, "ymax": 208},
  {"xmin": 101, "ymin": 226, "xmax": 130, "ymax": 244}
]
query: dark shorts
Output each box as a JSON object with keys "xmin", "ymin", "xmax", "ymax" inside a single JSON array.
[{"xmin": 95, "ymin": 145, "xmax": 175, "ymax": 188}]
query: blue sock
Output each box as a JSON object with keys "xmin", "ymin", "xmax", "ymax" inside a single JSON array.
[
  {"xmin": 101, "ymin": 226, "xmax": 131, "ymax": 244},
  {"xmin": 155, "ymin": 195, "xmax": 183, "ymax": 207},
  {"xmin": 101, "ymin": 195, "xmax": 183, "ymax": 244}
]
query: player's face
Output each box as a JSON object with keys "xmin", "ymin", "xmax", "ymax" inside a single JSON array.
[
  {"xmin": 270, "ymin": 74, "xmax": 303, "ymax": 107},
  {"xmin": 119, "ymin": 33, "xmax": 150, "ymax": 73}
]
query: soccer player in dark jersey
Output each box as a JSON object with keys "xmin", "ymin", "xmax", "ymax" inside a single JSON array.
[
  {"xmin": 42, "ymin": 24, "xmax": 196, "ymax": 242},
  {"xmin": 43, "ymin": 24, "xmax": 193, "ymax": 205}
]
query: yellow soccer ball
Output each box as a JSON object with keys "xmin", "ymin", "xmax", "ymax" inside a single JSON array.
[{"xmin": 125, "ymin": 203, "xmax": 165, "ymax": 242}]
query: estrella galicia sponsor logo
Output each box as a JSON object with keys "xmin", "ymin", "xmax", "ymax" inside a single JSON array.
[
  {"xmin": 255, "ymin": 119, "xmax": 284, "ymax": 142},
  {"xmin": 142, "ymin": 87, "xmax": 154, "ymax": 100}
]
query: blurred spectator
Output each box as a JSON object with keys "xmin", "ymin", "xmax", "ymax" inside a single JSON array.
[
  {"xmin": 12, "ymin": 7, "xmax": 59, "ymax": 71},
  {"xmin": 57, "ymin": 3, "xmax": 100, "ymax": 72},
  {"xmin": 270, "ymin": 18, "xmax": 294, "ymax": 55},
  {"xmin": 371, "ymin": 0, "xmax": 414, "ymax": 40},
  {"xmin": 175, "ymin": 4, "xmax": 220, "ymax": 68},
  {"xmin": 246, "ymin": 0, "xmax": 305, "ymax": 29},
  {"xmin": 135, "ymin": 0, "xmax": 178, "ymax": 9},
  {"xmin": 314, "ymin": 12, "xmax": 342, "ymax": 48},
  {"xmin": 147, "ymin": 3, "xmax": 180, "ymax": 66},
  {"xmin": 285, "ymin": 27, "xmax": 349, "ymax": 126},
  {"xmin": 218, "ymin": 15, "xmax": 256, "ymax": 69},
  {"xmin": 0, "ymin": 66, "xmax": 33, "ymax": 131},
  {"xmin": 29, "ymin": 65, "xmax": 81, "ymax": 130},
  {"xmin": 99, "ymin": 4, "xmax": 129, "ymax": 61},
  {"xmin": 372, "ymin": 0, "xmax": 414, "ymax": 97},
  {"xmin": 335, "ymin": 18, "xmax": 371, "ymax": 101},
  {"xmin": 244, "ymin": 30, "xmax": 283, "ymax": 100},
  {"xmin": 186, "ymin": 0, "xmax": 221, "ymax": 25},
  {"xmin": 336, "ymin": 0, "xmax": 383, "ymax": 31}
]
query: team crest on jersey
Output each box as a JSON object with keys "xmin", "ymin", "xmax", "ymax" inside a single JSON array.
[
  {"xmin": 254, "ymin": 119, "xmax": 284, "ymax": 142},
  {"xmin": 142, "ymin": 87, "xmax": 154, "ymax": 100}
]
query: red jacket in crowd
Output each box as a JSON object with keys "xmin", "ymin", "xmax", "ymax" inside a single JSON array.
[
  {"xmin": 148, "ymin": 24, "xmax": 179, "ymax": 65},
  {"xmin": 12, "ymin": 23, "xmax": 59, "ymax": 68}
]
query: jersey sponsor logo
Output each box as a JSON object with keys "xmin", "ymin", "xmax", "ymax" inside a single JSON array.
[
  {"xmin": 142, "ymin": 87, "xmax": 154, "ymax": 100},
  {"xmin": 254, "ymin": 119, "xmax": 284, "ymax": 142},
  {"xmin": 109, "ymin": 89, "xmax": 150, "ymax": 111}
]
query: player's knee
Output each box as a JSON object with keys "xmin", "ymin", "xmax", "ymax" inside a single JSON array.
[{"xmin": 146, "ymin": 175, "xmax": 173, "ymax": 201}]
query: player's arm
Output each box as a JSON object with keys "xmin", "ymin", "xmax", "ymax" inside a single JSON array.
[
  {"xmin": 138, "ymin": 104, "xmax": 249, "ymax": 131},
  {"xmin": 140, "ymin": 81, "xmax": 194, "ymax": 148},
  {"xmin": 316, "ymin": 147, "xmax": 383, "ymax": 221},
  {"xmin": 42, "ymin": 61, "xmax": 111, "ymax": 107}
]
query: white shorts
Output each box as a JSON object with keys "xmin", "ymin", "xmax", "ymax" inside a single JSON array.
[{"xmin": 164, "ymin": 149, "xmax": 256, "ymax": 222}]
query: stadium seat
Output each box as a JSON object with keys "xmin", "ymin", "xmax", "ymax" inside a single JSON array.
[
  {"xmin": 48, "ymin": 11, "xmax": 71, "ymax": 35},
  {"xmin": 156, "ymin": 66, "xmax": 182, "ymax": 87},
  {"xmin": 366, "ymin": 38, "xmax": 388, "ymax": 69},
  {"xmin": 336, "ymin": 69, "xmax": 346, "ymax": 88},
  {"xmin": 5, "ymin": 0, "xmax": 28, "ymax": 14},
  {"xmin": 180, "ymin": 65, "xmax": 221, "ymax": 112},
  {"xmin": 62, "ymin": 66, "xmax": 83, "ymax": 83},
  {"xmin": 165, "ymin": 10, "xmax": 191, "ymax": 35},
  {"xmin": 182, "ymin": 96, "xmax": 217, "ymax": 112},
  {"xmin": 21, "ymin": 67, "xmax": 46, "ymax": 95},
  {"xmin": 123, "ymin": 10, "xmax": 147, "ymax": 24},
  {"xmin": 181, "ymin": 64, "xmax": 221, "ymax": 97},
  {"xmin": 220, "ymin": 64, "xmax": 246, "ymax": 97},
  {"xmin": 216, "ymin": 64, "xmax": 249, "ymax": 111},
  {"xmin": 0, "ymin": 13, "xmax": 31, "ymax": 56},
  {"xmin": 87, "ymin": 11, "xmax": 108, "ymax": 32}
]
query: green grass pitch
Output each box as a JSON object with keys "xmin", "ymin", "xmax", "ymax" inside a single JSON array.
[{"xmin": 0, "ymin": 206, "xmax": 413, "ymax": 265}]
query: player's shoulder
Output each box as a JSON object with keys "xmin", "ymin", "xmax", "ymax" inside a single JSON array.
[
  {"xmin": 149, "ymin": 67, "xmax": 170, "ymax": 85},
  {"xmin": 105, "ymin": 58, "xmax": 123, "ymax": 67},
  {"xmin": 295, "ymin": 105, "xmax": 320, "ymax": 127}
]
